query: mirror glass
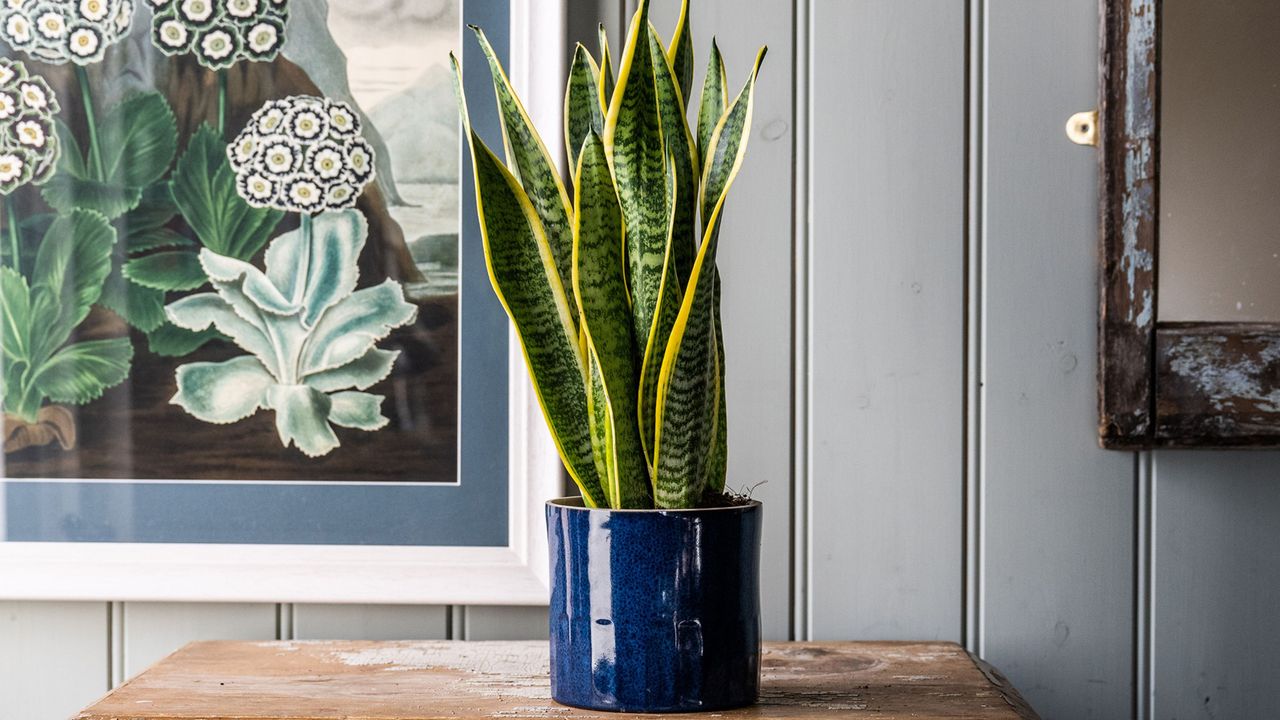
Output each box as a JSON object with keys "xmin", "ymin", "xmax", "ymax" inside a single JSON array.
[{"xmin": 1160, "ymin": 0, "xmax": 1280, "ymax": 322}]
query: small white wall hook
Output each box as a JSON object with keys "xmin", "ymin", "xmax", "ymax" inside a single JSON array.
[{"xmin": 1065, "ymin": 110, "xmax": 1099, "ymax": 146}]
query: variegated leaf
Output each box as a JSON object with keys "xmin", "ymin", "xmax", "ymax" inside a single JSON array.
[
  {"xmin": 564, "ymin": 44, "xmax": 605, "ymax": 172},
  {"xmin": 470, "ymin": 27, "xmax": 578, "ymax": 329},
  {"xmin": 584, "ymin": 331, "xmax": 611, "ymax": 495},
  {"xmin": 573, "ymin": 133, "xmax": 649, "ymax": 509},
  {"xmin": 598, "ymin": 23, "xmax": 616, "ymax": 109},
  {"xmin": 668, "ymin": 0, "xmax": 695, "ymax": 109},
  {"xmin": 648, "ymin": 23, "xmax": 699, "ymax": 287},
  {"xmin": 605, "ymin": 0, "xmax": 670, "ymax": 371},
  {"xmin": 696, "ymin": 39, "xmax": 729, "ymax": 168},
  {"xmin": 637, "ymin": 149, "xmax": 683, "ymax": 471},
  {"xmin": 452, "ymin": 54, "xmax": 605, "ymax": 508},
  {"xmin": 654, "ymin": 47, "xmax": 766, "ymax": 508},
  {"xmin": 705, "ymin": 272, "xmax": 727, "ymax": 493}
]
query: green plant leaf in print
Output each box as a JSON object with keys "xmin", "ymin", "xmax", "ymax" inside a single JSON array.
[
  {"xmin": 1, "ymin": 210, "xmax": 131, "ymax": 428},
  {"xmin": 123, "ymin": 251, "xmax": 208, "ymax": 291},
  {"xmin": 170, "ymin": 124, "xmax": 284, "ymax": 260},
  {"xmin": 29, "ymin": 210, "xmax": 117, "ymax": 362},
  {"xmin": 41, "ymin": 94, "xmax": 179, "ymax": 220},
  {"xmin": 99, "ymin": 93, "xmax": 179, "ymax": 189},
  {"xmin": 98, "ymin": 187, "xmax": 191, "ymax": 333},
  {"xmin": 31, "ymin": 338, "xmax": 133, "ymax": 405},
  {"xmin": 145, "ymin": 322, "xmax": 224, "ymax": 358},
  {"xmin": 165, "ymin": 209, "xmax": 416, "ymax": 458}
]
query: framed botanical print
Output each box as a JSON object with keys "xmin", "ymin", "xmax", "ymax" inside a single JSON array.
[{"xmin": 0, "ymin": 0, "xmax": 564, "ymax": 603}]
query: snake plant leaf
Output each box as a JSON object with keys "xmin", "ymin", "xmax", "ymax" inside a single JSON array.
[
  {"xmin": 265, "ymin": 211, "xmax": 365, "ymax": 328},
  {"xmin": 605, "ymin": 0, "xmax": 671, "ymax": 367},
  {"xmin": 29, "ymin": 209, "xmax": 116, "ymax": 363},
  {"xmin": 470, "ymin": 27, "xmax": 578, "ymax": 330},
  {"xmin": 598, "ymin": 24, "xmax": 616, "ymax": 108},
  {"xmin": 668, "ymin": 0, "xmax": 695, "ymax": 109},
  {"xmin": 0, "ymin": 266, "xmax": 30, "ymax": 364},
  {"xmin": 300, "ymin": 280, "xmax": 418, "ymax": 376},
  {"xmin": 648, "ymin": 23, "xmax": 699, "ymax": 287},
  {"xmin": 32, "ymin": 337, "xmax": 133, "ymax": 405},
  {"xmin": 573, "ymin": 132, "xmax": 649, "ymax": 509},
  {"xmin": 696, "ymin": 39, "xmax": 728, "ymax": 168},
  {"xmin": 701, "ymin": 47, "xmax": 768, "ymax": 236},
  {"xmin": 265, "ymin": 383, "xmax": 340, "ymax": 458},
  {"xmin": 172, "ymin": 355, "xmax": 274, "ymax": 425},
  {"xmin": 328, "ymin": 391, "xmax": 390, "ymax": 431},
  {"xmin": 585, "ymin": 347, "xmax": 613, "ymax": 501},
  {"xmin": 452, "ymin": 53, "xmax": 605, "ymax": 507},
  {"xmin": 654, "ymin": 47, "xmax": 765, "ymax": 508},
  {"xmin": 637, "ymin": 148, "xmax": 683, "ymax": 469},
  {"xmin": 564, "ymin": 44, "xmax": 606, "ymax": 171},
  {"xmin": 166, "ymin": 292, "xmax": 279, "ymax": 377},
  {"xmin": 305, "ymin": 348, "xmax": 398, "ymax": 394},
  {"xmin": 705, "ymin": 273, "xmax": 727, "ymax": 493},
  {"xmin": 171, "ymin": 124, "xmax": 284, "ymax": 260}
]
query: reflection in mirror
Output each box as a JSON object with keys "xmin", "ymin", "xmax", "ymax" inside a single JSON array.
[{"xmin": 1160, "ymin": 0, "xmax": 1280, "ymax": 322}]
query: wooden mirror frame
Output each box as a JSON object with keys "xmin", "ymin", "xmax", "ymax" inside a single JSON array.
[{"xmin": 1099, "ymin": 0, "xmax": 1280, "ymax": 449}]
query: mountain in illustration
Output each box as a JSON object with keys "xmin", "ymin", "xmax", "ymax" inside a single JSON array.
[{"xmin": 369, "ymin": 64, "xmax": 460, "ymax": 185}]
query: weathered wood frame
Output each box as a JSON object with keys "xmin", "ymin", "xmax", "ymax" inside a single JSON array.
[{"xmin": 1098, "ymin": 0, "xmax": 1280, "ymax": 448}]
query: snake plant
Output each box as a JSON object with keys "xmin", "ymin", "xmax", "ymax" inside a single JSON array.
[{"xmin": 455, "ymin": 0, "xmax": 764, "ymax": 509}]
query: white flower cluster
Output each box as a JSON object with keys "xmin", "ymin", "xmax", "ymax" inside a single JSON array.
[
  {"xmin": 149, "ymin": 0, "xmax": 286, "ymax": 71},
  {"xmin": 0, "ymin": 58, "xmax": 59, "ymax": 194},
  {"xmin": 229, "ymin": 95, "xmax": 374, "ymax": 214},
  {"xmin": 0, "ymin": 0, "xmax": 133, "ymax": 66}
]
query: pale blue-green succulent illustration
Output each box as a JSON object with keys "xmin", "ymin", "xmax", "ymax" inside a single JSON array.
[
  {"xmin": 166, "ymin": 210, "xmax": 417, "ymax": 457},
  {"xmin": 166, "ymin": 96, "xmax": 415, "ymax": 458}
]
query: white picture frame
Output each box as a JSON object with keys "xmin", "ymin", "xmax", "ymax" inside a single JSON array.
[{"xmin": 0, "ymin": 0, "xmax": 568, "ymax": 606}]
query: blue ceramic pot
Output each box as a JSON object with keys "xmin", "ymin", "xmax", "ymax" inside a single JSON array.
[{"xmin": 545, "ymin": 497, "xmax": 762, "ymax": 713}]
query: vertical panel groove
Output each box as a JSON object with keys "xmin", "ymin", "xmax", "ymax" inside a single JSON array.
[
  {"xmin": 1134, "ymin": 451, "xmax": 1153, "ymax": 720},
  {"xmin": 110, "ymin": 602, "xmax": 124, "ymax": 688},
  {"xmin": 790, "ymin": 0, "xmax": 812, "ymax": 643},
  {"xmin": 963, "ymin": 0, "xmax": 986, "ymax": 657}
]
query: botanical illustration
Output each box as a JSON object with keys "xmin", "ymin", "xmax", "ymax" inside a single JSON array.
[{"xmin": 1, "ymin": 0, "xmax": 462, "ymax": 480}]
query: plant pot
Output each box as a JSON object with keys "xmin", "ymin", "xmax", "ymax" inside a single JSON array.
[{"xmin": 545, "ymin": 497, "xmax": 762, "ymax": 713}]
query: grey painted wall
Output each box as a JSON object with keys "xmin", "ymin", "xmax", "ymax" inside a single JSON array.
[{"xmin": 4, "ymin": 2, "xmax": 1279, "ymax": 719}]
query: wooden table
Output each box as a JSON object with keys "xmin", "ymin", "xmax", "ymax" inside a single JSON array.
[{"xmin": 75, "ymin": 640, "xmax": 1039, "ymax": 719}]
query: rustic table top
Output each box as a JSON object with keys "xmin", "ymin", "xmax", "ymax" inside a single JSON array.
[{"xmin": 76, "ymin": 640, "xmax": 1039, "ymax": 720}]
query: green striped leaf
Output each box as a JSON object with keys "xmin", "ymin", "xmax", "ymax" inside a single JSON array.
[
  {"xmin": 668, "ymin": 0, "xmax": 695, "ymax": 109},
  {"xmin": 705, "ymin": 272, "xmax": 727, "ymax": 493},
  {"xmin": 701, "ymin": 48, "xmax": 768, "ymax": 237},
  {"xmin": 637, "ymin": 149, "xmax": 684, "ymax": 472},
  {"xmin": 470, "ymin": 27, "xmax": 578, "ymax": 330},
  {"xmin": 696, "ymin": 39, "xmax": 729, "ymax": 168},
  {"xmin": 564, "ymin": 44, "xmax": 606, "ymax": 172},
  {"xmin": 573, "ymin": 133, "xmax": 650, "ymax": 509},
  {"xmin": 604, "ymin": 0, "xmax": 669, "ymax": 372},
  {"xmin": 598, "ymin": 23, "xmax": 616, "ymax": 109},
  {"xmin": 654, "ymin": 47, "xmax": 766, "ymax": 508},
  {"xmin": 648, "ymin": 23, "xmax": 699, "ymax": 288},
  {"xmin": 584, "ymin": 331, "xmax": 611, "ymax": 493},
  {"xmin": 452, "ymin": 54, "xmax": 605, "ymax": 508}
]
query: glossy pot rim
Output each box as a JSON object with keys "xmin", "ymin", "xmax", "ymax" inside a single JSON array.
[{"xmin": 547, "ymin": 496, "xmax": 762, "ymax": 514}]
